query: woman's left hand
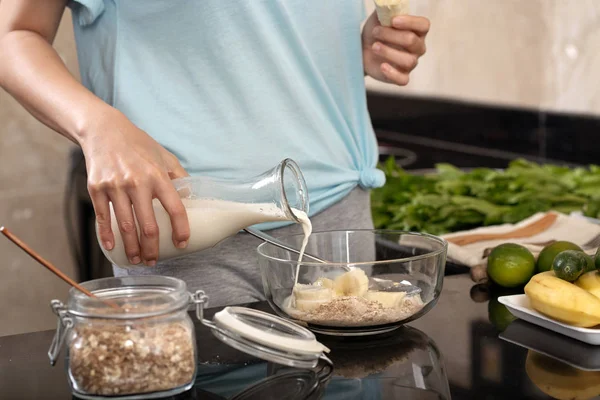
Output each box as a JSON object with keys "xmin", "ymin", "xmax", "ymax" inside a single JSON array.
[{"xmin": 362, "ymin": 12, "xmax": 430, "ymax": 86}]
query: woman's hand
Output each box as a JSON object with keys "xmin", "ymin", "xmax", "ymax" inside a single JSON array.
[
  {"xmin": 362, "ymin": 12, "xmax": 430, "ymax": 86},
  {"xmin": 0, "ymin": 1, "xmax": 189, "ymax": 267},
  {"xmin": 82, "ymin": 108, "xmax": 190, "ymax": 267}
]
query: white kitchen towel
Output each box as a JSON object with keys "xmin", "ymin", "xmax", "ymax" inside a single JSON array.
[{"xmin": 441, "ymin": 212, "xmax": 600, "ymax": 268}]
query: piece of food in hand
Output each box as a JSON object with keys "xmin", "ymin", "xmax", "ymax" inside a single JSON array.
[
  {"xmin": 575, "ymin": 270, "xmax": 600, "ymax": 299},
  {"xmin": 536, "ymin": 241, "xmax": 583, "ymax": 273},
  {"xmin": 293, "ymin": 284, "xmax": 334, "ymax": 312},
  {"xmin": 487, "ymin": 243, "xmax": 536, "ymax": 288},
  {"xmin": 364, "ymin": 291, "xmax": 406, "ymax": 308},
  {"xmin": 374, "ymin": 0, "xmax": 410, "ymax": 27},
  {"xmin": 333, "ymin": 268, "xmax": 369, "ymax": 297},
  {"xmin": 552, "ymin": 250, "xmax": 588, "ymax": 282},
  {"xmin": 525, "ymin": 271, "xmax": 600, "ymax": 328}
]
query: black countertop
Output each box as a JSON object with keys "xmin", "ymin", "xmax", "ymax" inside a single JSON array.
[{"xmin": 2, "ymin": 274, "xmax": 600, "ymax": 400}]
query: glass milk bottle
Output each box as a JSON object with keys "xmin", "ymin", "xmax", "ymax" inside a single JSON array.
[{"xmin": 96, "ymin": 158, "xmax": 308, "ymax": 268}]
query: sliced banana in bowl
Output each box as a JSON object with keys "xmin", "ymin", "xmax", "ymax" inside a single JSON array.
[
  {"xmin": 333, "ymin": 269, "xmax": 370, "ymax": 297},
  {"xmin": 293, "ymin": 285, "xmax": 334, "ymax": 312},
  {"xmin": 314, "ymin": 277, "xmax": 335, "ymax": 289},
  {"xmin": 364, "ymin": 291, "xmax": 407, "ymax": 309}
]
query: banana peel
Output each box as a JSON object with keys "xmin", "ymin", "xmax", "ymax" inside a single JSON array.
[
  {"xmin": 524, "ymin": 271, "xmax": 600, "ymax": 328},
  {"xmin": 576, "ymin": 271, "xmax": 600, "ymax": 299},
  {"xmin": 526, "ymin": 351, "xmax": 600, "ymax": 400}
]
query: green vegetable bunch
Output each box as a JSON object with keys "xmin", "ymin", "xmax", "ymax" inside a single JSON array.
[{"xmin": 371, "ymin": 157, "xmax": 600, "ymax": 235}]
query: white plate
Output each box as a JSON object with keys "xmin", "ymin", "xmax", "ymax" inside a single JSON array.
[{"xmin": 498, "ymin": 294, "xmax": 600, "ymax": 345}]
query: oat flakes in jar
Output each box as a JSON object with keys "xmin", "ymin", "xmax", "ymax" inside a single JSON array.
[
  {"xmin": 48, "ymin": 276, "xmax": 197, "ymax": 399},
  {"xmin": 49, "ymin": 276, "xmax": 332, "ymax": 399}
]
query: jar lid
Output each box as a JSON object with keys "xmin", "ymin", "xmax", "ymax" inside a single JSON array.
[{"xmin": 208, "ymin": 307, "xmax": 330, "ymax": 369}]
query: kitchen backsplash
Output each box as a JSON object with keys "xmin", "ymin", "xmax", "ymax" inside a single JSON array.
[
  {"xmin": 368, "ymin": 93, "xmax": 600, "ymax": 169},
  {"xmin": 364, "ymin": 0, "xmax": 600, "ymax": 117}
]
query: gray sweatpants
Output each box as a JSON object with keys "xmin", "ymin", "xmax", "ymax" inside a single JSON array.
[{"xmin": 113, "ymin": 187, "xmax": 374, "ymax": 307}]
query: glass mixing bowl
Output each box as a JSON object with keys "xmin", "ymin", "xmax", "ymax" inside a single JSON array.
[{"xmin": 257, "ymin": 230, "xmax": 447, "ymax": 336}]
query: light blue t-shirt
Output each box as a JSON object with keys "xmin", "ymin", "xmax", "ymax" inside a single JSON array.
[{"xmin": 68, "ymin": 0, "xmax": 385, "ymax": 229}]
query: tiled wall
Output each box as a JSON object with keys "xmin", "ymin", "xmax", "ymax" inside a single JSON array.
[
  {"xmin": 549, "ymin": 2, "xmax": 600, "ymax": 115},
  {"xmin": 365, "ymin": 0, "xmax": 600, "ymax": 117},
  {"xmin": 0, "ymin": 13, "xmax": 78, "ymax": 336}
]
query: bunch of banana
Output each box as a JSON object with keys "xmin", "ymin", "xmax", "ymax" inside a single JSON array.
[
  {"xmin": 575, "ymin": 270, "xmax": 600, "ymax": 299},
  {"xmin": 524, "ymin": 271, "xmax": 600, "ymax": 328},
  {"xmin": 526, "ymin": 351, "xmax": 600, "ymax": 400}
]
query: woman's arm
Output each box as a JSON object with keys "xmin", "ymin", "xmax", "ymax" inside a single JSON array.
[
  {"xmin": 0, "ymin": 0, "xmax": 190, "ymax": 267},
  {"xmin": 0, "ymin": 0, "xmax": 96, "ymax": 140}
]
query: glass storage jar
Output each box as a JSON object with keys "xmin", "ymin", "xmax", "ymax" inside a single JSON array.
[
  {"xmin": 49, "ymin": 276, "xmax": 331, "ymax": 399},
  {"xmin": 49, "ymin": 276, "xmax": 197, "ymax": 399}
]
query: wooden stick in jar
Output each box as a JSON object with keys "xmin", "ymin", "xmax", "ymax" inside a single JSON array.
[{"xmin": 1, "ymin": 226, "xmax": 121, "ymax": 310}]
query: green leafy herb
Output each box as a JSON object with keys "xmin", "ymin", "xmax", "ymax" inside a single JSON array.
[{"xmin": 371, "ymin": 158, "xmax": 600, "ymax": 235}]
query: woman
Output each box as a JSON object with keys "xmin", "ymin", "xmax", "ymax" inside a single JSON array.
[{"xmin": 0, "ymin": 0, "xmax": 429, "ymax": 306}]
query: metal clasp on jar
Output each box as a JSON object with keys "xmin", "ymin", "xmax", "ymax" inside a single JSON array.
[
  {"xmin": 189, "ymin": 290, "xmax": 217, "ymax": 329},
  {"xmin": 48, "ymin": 299, "xmax": 73, "ymax": 366}
]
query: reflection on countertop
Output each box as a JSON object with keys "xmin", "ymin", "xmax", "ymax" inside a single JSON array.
[{"xmin": 3, "ymin": 275, "xmax": 600, "ymax": 399}]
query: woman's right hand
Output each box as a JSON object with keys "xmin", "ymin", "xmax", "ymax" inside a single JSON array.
[
  {"xmin": 0, "ymin": 0, "xmax": 189, "ymax": 267},
  {"xmin": 81, "ymin": 108, "xmax": 190, "ymax": 266}
]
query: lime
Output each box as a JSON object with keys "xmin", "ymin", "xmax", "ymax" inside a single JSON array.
[
  {"xmin": 536, "ymin": 241, "xmax": 583, "ymax": 273},
  {"xmin": 552, "ymin": 250, "xmax": 588, "ymax": 282},
  {"xmin": 584, "ymin": 253, "xmax": 595, "ymax": 273},
  {"xmin": 487, "ymin": 243, "xmax": 536, "ymax": 288}
]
